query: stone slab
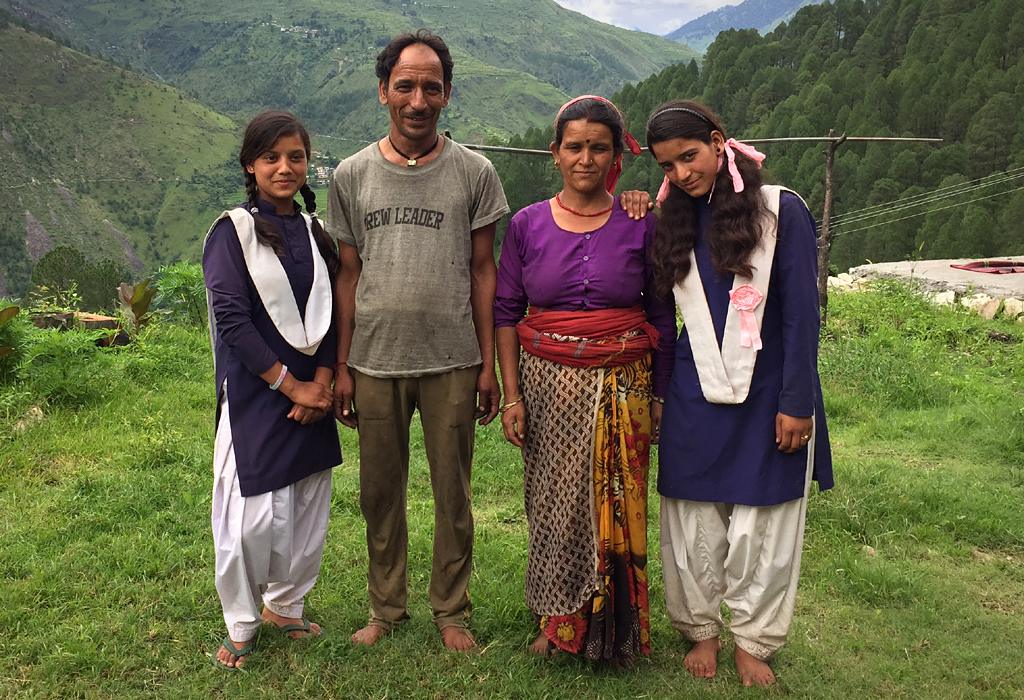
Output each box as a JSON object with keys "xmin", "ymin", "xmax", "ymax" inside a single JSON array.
[{"xmin": 849, "ymin": 255, "xmax": 1024, "ymax": 298}]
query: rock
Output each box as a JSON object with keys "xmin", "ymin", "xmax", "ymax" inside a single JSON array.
[
  {"xmin": 828, "ymin": 276, "xmax": 852, "ymax": 289},
  {"xmin": 838, "ymin": 272, "xmax": 854, "ymax": 284},
  {"xmin": 931, "ymin": 290, "xmax": 956, "ymax": 306},
  {"xmin": 1002, "ymin": 297, "xmax": 1023, "ymax": 319},
  {"xmin": 980, "ymin": 299, "xmax": 1001, "ymax": 320},
  {"xmin": 960, "ymin": 293, "xmax": 993, "ymax": 314},
  {"xmin": 14, "ymin": 406, "xmax": 44, "ymax": 433}
]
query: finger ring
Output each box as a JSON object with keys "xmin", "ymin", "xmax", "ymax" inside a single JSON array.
[
  {"xmin": 517, "ymin": 433, "xmax": 525, "ymax": 440},
  {"xmin": 800, "ymin": 434, "xmax": 810, "ymax": 441}
]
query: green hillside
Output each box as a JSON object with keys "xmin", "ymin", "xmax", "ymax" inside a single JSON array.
[
  {"xmin": 2, "ymin": 0, "xmax": 696, "ymax": 149},
  {"xmin": 495, "ymin": 0, "xmax": 1024, "ymax": 271},
  {"xmin": 0, "ymin": 21, "xmax": 240, "ymax": 297}
]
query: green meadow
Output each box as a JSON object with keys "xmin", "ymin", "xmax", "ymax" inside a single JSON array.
[{"xmin": 1, "ymin": 280, "xmax": 1022, "ymax": 698}]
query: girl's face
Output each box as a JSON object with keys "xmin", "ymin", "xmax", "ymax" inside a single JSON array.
[
  {"xmin": 650, "ymin": 131, "xmax": 725, "ymax": 198},
  {"xmin": 551, "ymin": 119, "xmax": 617, "ymax": 197},
  {"xmin": 245, "ymin": 132, "xmax": 308, "ymax": 213}
]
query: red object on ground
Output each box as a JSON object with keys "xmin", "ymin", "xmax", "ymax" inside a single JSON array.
[{"xmin": 949, "ymin": 260, "xmax": 1024, "ymax": 274}]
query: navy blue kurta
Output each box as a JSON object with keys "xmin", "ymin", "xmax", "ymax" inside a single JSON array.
[
  {"xmin": 658, "ymin": 191, "xmax": 833, "ymax": 506},
  {"xmin": 203, "ymin": 198, "xmax": 341, "ymax": 497}
]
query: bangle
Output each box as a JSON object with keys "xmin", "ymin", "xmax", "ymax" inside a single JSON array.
[
  {"xmin": 498, "ymin": 396, "xmax": 523, "ymax": 413},
  {"xmin": 651, "ymin": 395, "xmax": 665, "ymax": 404},
  {"xmin": 269, "ymin": 364, "xmax": 288, "ymax": 391}
]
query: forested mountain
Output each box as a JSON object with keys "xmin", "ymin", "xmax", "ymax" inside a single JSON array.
[
  {"xmin": 494, "ymin": 0, "xmax": 1024, "ymax": 271},
  {"xmin": 666, "ymin": 0, "xmax": 825, "ymax": 52},
  {"xmin": 0, "ymin": 20, "xmax": 239, "ymax": 297},
  {"xmin": 2, "ymin": 0, "xmax": 696, "ymax": 150}
]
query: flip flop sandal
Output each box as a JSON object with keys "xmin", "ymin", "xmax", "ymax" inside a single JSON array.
[
  {"xmin": 213, "ymin": 636, "xmax": 255, "ymax": 671},
  {"xmin": 268, "ymin": 617, "xmax": 318, "ymax": 639}
]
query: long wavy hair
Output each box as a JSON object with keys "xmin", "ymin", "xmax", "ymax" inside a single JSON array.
[
  {"xmin": 646, "ymin": 100, "xmax": 770, "ymax": 297},
  {"xmin": 239, "ymin": 110, "xmax": 339, "ymax": 277}
]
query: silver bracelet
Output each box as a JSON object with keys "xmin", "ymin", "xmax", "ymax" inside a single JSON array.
[{"xmin": 269, "ymin": 364, "xmax": 288, "ymax": 391}]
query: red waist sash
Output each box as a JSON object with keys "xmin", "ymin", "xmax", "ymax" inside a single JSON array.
[{"xmin": 516, "ymin": 306, "xmax": 660, "ymax": 368}]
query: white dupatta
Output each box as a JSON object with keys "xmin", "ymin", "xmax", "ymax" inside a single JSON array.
[
  {"xmin": 204, "ymin": 208, "xmax": 332, "ymax": 372},
  {"xmin": 673, "ymin": 186, "xmax": 802, "ymax": 404}
]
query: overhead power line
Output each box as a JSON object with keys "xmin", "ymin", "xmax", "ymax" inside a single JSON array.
[
  {"xmin": 833, "ymin": 182, "xmax": 1024, "ymax": 237},
  {"xmin": 830, "ymin": 166, "xmax": 1024, "ymax": 225}
]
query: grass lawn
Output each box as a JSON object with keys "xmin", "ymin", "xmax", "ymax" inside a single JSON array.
[{"xmin": 1, "ymin": 281, "xmax": 1022, "ymax": 698}]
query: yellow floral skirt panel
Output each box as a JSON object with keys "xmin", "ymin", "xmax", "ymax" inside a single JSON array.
[{"xmin": 521, "ymin": 352, "xmax": 652, "ymax": 661}]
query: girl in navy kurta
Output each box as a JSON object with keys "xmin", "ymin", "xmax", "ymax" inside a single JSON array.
[
  {"xmin": 645, "ymin": 100, "xmax": 833, "ymax": 687},
  {"xmin": 203, "ymin": 111, "xmax": 341, "ymax": 670}
]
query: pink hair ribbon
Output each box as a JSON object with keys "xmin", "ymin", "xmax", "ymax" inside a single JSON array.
[
  {"xmin": 654, "ymin": 137, "xmax": 767, "ymax": 206},
  {"xmin": 555, "ymin": 95, "xmax": 642, "ymax": 194},
  {"xmin": 722, "ymin": 138, "xmax": 766, "ymax": 194},
  {"xmin": 729, "ymin": 284, "xmax": 764, "ymax": 350}
]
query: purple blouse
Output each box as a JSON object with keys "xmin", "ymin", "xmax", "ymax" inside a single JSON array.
[{"xmin": 494, "ymin": 199, "xmax": 675, "ymax": 397}]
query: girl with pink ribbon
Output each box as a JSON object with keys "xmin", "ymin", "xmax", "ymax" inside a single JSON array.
[{"xmin": 643, "ymin": 100, "xmax": 833, "ymax": 688}]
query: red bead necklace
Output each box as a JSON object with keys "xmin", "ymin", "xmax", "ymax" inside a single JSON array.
[{"xmin": 555, "ymin": 192, "xmax": 613, "ymax": 217}]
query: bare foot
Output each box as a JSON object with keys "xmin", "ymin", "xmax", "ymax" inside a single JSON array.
[
  {"xmin": 350, "ymin": 623, "xmax": 389, "ymax": 646},
  {"xmin": 215, "ymin": 637, "xmax": 253, "ymax": 669},
  {"xmin": 528, "ymin": 633, "xmax": 558, "ymax": 657},
  {"xmin": 684, "ymin": 638, "xmax": 721, "ymax": 679},
  {"xmin": 260, "ymin": 608, "xmax": 321, "ymax": 639},
  {"xmin": 440, "ymin": 625, "xmax": 477, "ymax": 652},
  {"xmin": 735, "ymin": 646, "xmax": 776, "ymax": 687}
]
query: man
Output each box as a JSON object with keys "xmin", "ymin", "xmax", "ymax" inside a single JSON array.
[{"xmin": 328, "ymin": 29, "xmax": 509, "ymax": 652}]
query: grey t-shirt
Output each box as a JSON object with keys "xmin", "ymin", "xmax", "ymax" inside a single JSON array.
[{"xmin": 328, "ymin": 137, "xmax": 509, "ymax": 377}]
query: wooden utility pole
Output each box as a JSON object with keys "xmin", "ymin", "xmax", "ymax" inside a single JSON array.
[{"xmin": 817, "ymin": 130, "xmax": 847, "ymax": 324}]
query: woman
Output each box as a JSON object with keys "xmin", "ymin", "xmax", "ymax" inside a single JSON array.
[
  {"xmin": 646, "ymin": 100, "xmax": 833, "ymax": 687},
  {"xmin": 494, "ymin": 96, "xmax": 675, "ymax": 663},
  {"xmin": 203, "ymin": 110, "xmax": 341, "ymax": 669}
]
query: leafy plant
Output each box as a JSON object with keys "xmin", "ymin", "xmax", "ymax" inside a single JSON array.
[
  {"xmin": 17, "ymin": 327, "xmax": 113, "ymax": 407},
  {"xmin": 0, "ymin": 306, "xmax": 18, "ymax": 360},
  {"xmin": 0, "ymin": 305, "xmax": 25, "ymax": 381},
  {"xmin": 117, "ymin": 280, "xmax": 157, "ymax": 336},
  {"xmin": 26, "ymin": 282, "xmax": 82, "ymax": 314},
  {"xmin": 154, "ymin": 262, "xmax": 207, "ymax": 327}
]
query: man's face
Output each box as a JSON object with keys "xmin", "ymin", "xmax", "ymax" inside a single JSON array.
[{"xmin": 379, "ymin": 43, "xmax": 450, "ymax": 146}]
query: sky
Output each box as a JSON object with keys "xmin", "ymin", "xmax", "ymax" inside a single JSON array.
[{"xmin": 552, "ymin": 0, "xmax": 738, "ymax": 36}]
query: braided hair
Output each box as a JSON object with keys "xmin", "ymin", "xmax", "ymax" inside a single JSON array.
[
  {"xmin": 239, "ymin": 111, "xmax": 339, "ymax": 277},
  {"xmin": 645, "ymin": 100, "xmax": 770, "ymax": 297}
]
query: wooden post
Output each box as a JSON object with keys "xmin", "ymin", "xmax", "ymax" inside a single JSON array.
[{"xmin": 817, "ymin": 130, "xmax": 847, "ymax": 323}]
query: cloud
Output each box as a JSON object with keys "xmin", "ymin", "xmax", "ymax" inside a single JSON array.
[{"xmin": 553, "ymin": 0, "xmax": 734, "ymax": 35}]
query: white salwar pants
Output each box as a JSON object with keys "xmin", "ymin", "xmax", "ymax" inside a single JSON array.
[
  {"xmin": 660, "ymin": 432, "xmax": 815, "ymax": 661},
  {"xmin": 211, "ymin": 393, "xmax": 332, "ymax": 643}
]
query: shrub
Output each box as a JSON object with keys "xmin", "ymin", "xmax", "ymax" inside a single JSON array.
[
  {"xmin": 18, "ymin": 328, "xmax": 115, "ymax": 407},
  {"xmin": 154, "ymin": 262, "xmax": 207, "ymax": 327},
  {"xmin": 0, "ymin": 305, "xmax": 27, "ymax": 381}
]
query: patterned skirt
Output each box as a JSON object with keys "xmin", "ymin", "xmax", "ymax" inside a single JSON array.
[{"xmin": 520, "ymin": 351, "xmax": 652, "ymax": 661}]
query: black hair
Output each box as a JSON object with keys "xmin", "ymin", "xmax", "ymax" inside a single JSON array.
[
  {"xmin": 552, "ymin": 98, "xmax": 626, "ymax": 155},
  {"xmin": 375, "ymin": 29, "xmax": 453, "ymax": 86},
  {"xmin": 645, "ymin": 99, "xmax": 770, "ymax": 296},
  {"xmin": 239, "ymin": 110, "xmax": 339, "ymax": 278}
]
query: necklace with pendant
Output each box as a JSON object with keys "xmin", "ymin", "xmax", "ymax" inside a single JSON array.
[{"xmin": 388, "ymin": 134, "xmax": 441, "ymax": 166}]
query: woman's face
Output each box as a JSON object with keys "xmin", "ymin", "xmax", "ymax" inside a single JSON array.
[
  {"xmin": 245, "ymin": 132, "xmax": 308, "ymax": 212},
  {"xmin": 650, "ymin": 131, "xmax": 724, "ymax": 198},
  {"xmin": 551, "ymin": 119, "xmax": 617, "ymax": 196}
]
